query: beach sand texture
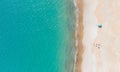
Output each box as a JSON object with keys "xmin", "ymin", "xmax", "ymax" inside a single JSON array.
[
  {"xmin": 74, "ymin": 0, "xmax": 84, "ymax": 72},
  {"xmin": 82, "ymin": 0, "xmax": 120, "ymax": 72},
  {"xmin": 75, "ymin": 0, "xmax": 120, "ymax": 72}
]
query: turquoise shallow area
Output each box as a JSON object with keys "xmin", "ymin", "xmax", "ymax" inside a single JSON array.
[{"xmin": 0, "ymin": 0, "xmax": 75, "ymax": 72}]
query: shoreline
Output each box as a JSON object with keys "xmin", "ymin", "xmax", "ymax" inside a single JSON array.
[
  {"xmin": 73, "ymin": 0, "xmax": 84, "ymax": 72},
  {"xmin": 75, "ymin": 0, "xmax": 120, "ymax": 72}
]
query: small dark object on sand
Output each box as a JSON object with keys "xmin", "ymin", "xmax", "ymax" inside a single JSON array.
[{"xmin": 98, "ymin": 24, "xmax": 102, "ymax": 28}]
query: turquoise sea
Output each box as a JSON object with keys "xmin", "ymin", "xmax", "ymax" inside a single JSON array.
[{"xmin": 0, "ymin": 0, "xmax": 75, "ymax": 72}]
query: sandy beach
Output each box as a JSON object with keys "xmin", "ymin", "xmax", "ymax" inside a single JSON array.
[
  {"xmin": 74, "ymin": 0, "xmax": 120, "ymax": 72},
  {"xmin": 74, "ymin": 0, "xmax": 84, "ymax": 72}
]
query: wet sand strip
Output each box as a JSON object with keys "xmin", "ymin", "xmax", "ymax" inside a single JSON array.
[{"xmin": 74, "ymin": 0, "xmax": 84, "ymax": 72}]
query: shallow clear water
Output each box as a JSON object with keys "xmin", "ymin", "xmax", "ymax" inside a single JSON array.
[{"xmin": 0, "ymin": 0, "xmax": 75, "ymax": 72}]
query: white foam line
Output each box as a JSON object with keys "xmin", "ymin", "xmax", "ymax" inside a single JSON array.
[{"xmin": 73, "ymin": 0, "xmax": 79, "ymax": 72}]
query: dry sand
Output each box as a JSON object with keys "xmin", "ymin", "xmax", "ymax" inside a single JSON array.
[
  {"xmin": 82, "ymin": 0, "xmax": 98, "ymax": 72},
  {"xmin": 74, "ymin": 0, "xmax": 120, "ymax": 72},
  {"xmin": 82, "ymin": 0, "xmax": 120, "ymax": 72}
]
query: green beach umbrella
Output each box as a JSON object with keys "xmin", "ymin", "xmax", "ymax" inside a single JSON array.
[{"xmin": 98, "ymin": 24, "xmax": 102, "ymax": 28}]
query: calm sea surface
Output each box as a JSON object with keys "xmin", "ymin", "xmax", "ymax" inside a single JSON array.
[{"xmin": 0, "ymin": 0, "xmax": 75, "ymax": 72}]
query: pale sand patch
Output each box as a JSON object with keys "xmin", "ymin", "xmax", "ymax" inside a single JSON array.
[
  {"xmin": 82, "ymin": 0, "xmax": 120, "ymax": 72},
  {"xmin": 82, "ymin": 0, "xmax": 98, "ymax": 72}
]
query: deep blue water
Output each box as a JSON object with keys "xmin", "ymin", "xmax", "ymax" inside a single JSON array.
[{"xmin": 0, "ymin": 0, "xmax": 75, "ymax": 72}]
